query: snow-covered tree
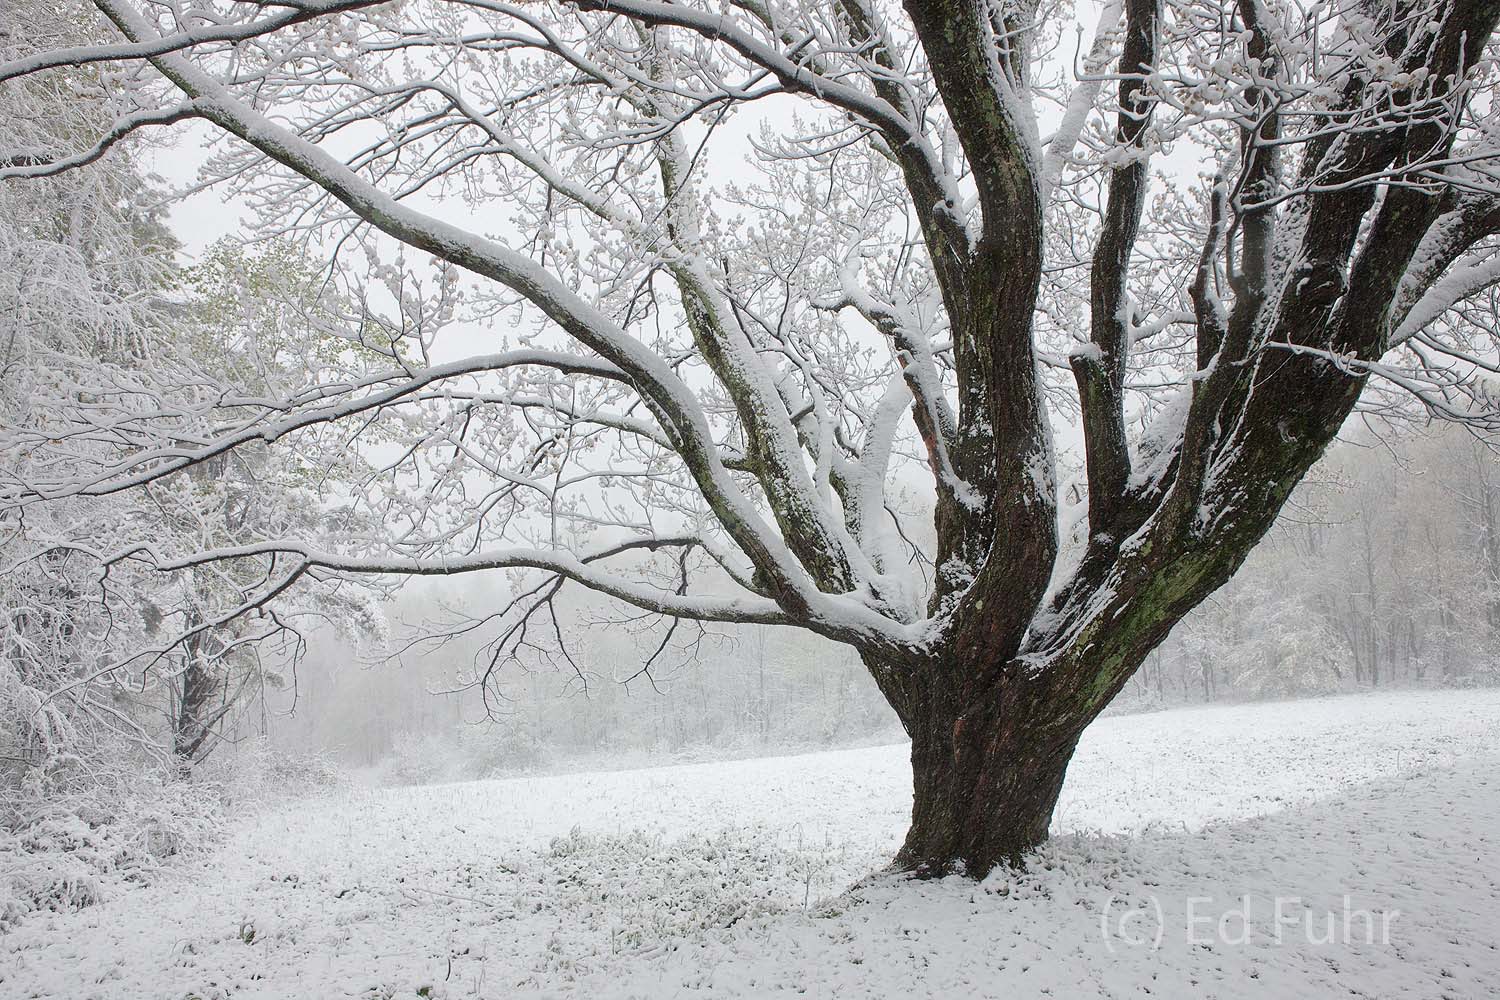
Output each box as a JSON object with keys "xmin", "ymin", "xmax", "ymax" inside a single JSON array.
[
  {"xmin": 0, "ymin": 2, "xmax": 180, "ymax": 774},
  {"xmin": 0, "ymin": 4, "xmax": 387, "ymax": 772},
  {"xmin": 6, "ymin": 0, "xmax": 1500, "ymax": 875},
  {"xmin": 143, "ymin": 239, "xmax": 391, "ymax": 764}
]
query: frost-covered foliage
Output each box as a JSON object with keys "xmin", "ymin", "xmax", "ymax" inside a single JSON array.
[
  {"xmin": 0, "ymin": 159, "xmax": 203, "ymax": 912},
  {"xmin": 0, "ymin": 755, "xmax": 220, "ymax": 928},
  {"xmin": 0, "ymin": 0, "xmax": 389, "ymax": 773},
  {"xmin": 0, "ymin": 0, "xmax": 175, "ymax": 812},
  {"xmin": 0, "ymin": 0, "xmax": 384, "ymax": 928},
  {"xmin": 0, "ymin": 738, "xmax": 347, "ymax": 928}
]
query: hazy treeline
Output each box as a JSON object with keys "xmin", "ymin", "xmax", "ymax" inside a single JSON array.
[
  {"xmin": 264, "ymin": 601, "xmax": 899, "ymax": 774},
  {"xmin": 1121, "ymin": 422, "xmax": 1500, "ymax": 707}
]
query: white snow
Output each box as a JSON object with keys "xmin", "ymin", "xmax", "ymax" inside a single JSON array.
[{"xmin": 4, "ymin": 688, "xmax": 1499, "ymax": 998}]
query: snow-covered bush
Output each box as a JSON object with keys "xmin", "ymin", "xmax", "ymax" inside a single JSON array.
[
  {"xmin": 538, "ymin": 825, "xmax": 840, "ymax": 959},
  {"xmin": 454, "ymin": 721, "xmax": 550, "ymax": 778},
  {"xmin": 195, "ymin": 737, "xmax": 348, "ymax": 807},
  {"xmin": 1, "ymin": 736, "xmax": 351, "ymax": 928},
  {"xmin": 379, "ymin": 730, "xmax": 463, "ymax": 786},
  {"xmin": 373, "ymin": 723, "xmax": 556, "ymax": 786},
  {"xmin": 0, "ymin": 757, "xmax": 221, "ymax": 928}
]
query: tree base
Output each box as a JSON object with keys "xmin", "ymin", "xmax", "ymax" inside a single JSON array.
[{"xmin": 893, "ymin": 702, "xmax": 1080, "ymax": 879}]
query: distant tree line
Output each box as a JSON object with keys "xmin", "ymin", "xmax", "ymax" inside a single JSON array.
[{"xmin": 1122, "ymin": 423, "xmax": 1500, "ymax": 706}]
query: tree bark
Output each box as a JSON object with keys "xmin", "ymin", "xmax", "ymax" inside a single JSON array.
[
  {"xmin": 876, "ymin": 657, "xmax": 1110, "ymax": 877},
  {"xmin": 172, "ymin": 633, "xmax": 219, "ymax": 766},
  {"xmin": 897, "ymin": 711, "xmax": 1080, "ymax": 875}
]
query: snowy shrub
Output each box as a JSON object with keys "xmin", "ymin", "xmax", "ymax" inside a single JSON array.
[
  {"xmin": 377, "ymin": 724, "xmax": 552, "ymax": 785},
  {"xmin": 0, "ymin": 738, "xmax": 349, "ymax": 928},
  {"xmin": 0, "ymin": 759, "xmax": 221, "ymax": 928},
  {"xmin": 1449, "ymin": 662, "xmax": 1500, "ymax": 688},
  {"xmin": 454, "ymin": 722, "xmax": 549, "ymax": 778},
  {"xmin": 379, "ymin": 730, "xmax": 462, "ymax": 786},
  {"xmin": 1229, "ymin": 624, "xmax": 1344, "ymax": 700},
  {"xmin": 195, "ymin": 736, "xmax": 348, "ymax": 807},
  {"xmin": 535, "ymin": 825, "xmax": 846, "ymax": 963}
]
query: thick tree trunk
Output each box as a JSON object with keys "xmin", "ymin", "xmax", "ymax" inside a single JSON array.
[
  {"xmin": 173, "ymin": 635, "xmax": 218, "ymax": 765},
  {"xmin": 897, "ymin": 712, "xmax": 1079, "ymax": 876},
  {"xmin": 882, "ymin": 661, "xmax": 1101, "ymax": 878}
]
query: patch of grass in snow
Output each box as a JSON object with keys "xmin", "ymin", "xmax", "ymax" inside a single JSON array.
[{"xmin": 528, "ymin": 825, "xmax": 850, "ymax": 964}]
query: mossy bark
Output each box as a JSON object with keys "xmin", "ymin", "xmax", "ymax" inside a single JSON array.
[
  {"xmin": 879, "ymin": 457, "xmax": 1340, "ymax": 878},
  {"xmin": 894, "ymin": 686, "xmax": 1083, "ymax": 875}
]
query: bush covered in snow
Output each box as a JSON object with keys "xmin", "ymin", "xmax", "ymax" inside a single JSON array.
[
  {"xmin": 0, "ymin": 737, "xmax": 349, "ymax": 929},
  {"xmin": 0, "ymin": 757, "xmax": 220, "ymax": 928},
  {"xmin": 372, "ymin": 724, "xmax": 555, "ymax": 787},
  {"xmin": 195, "ymin": 737, "xmax": 348, "ymax": 808},
  {"xmin": 378, "ymin": 730, "xmax": 464, "ymax": 786},
  {"xmin": 454, "ymin": 721, "xmax": 551, "ymax": 777}
]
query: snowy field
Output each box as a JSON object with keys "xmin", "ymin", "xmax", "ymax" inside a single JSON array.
[{"xmin": 4, "ymin": 688, "xmax": 1500, "ymax": 999}]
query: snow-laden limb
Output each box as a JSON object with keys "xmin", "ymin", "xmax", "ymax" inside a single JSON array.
[
  {"xmin": 0, "ymin": 350, "xmax": 627, "ymax": 503},
  {"xmin": 1391, "ymin": 179, "xmax": 1500, "ymax": 348},
  {"xmin": 0, "ymin": 0, "xmax": 383, "ymax": 83},
  {"xmin": 102, "ymin": 534, "xmax": 926, "ymax": 643},
  {"xmin": 1041, "ymin": 0, "xmax": 1124, "ymax": 202},
  {"xmin": 1393, "ymin": 253, "xmax": 1500, "ymax": 347},
  {"xmin": 86, "ymin": 0, "xmax": 908, "ymax": 644},
  {"xmin": 814, "ymin": 263, "xmax": 964, "ymax": 505},
  {"xmin": 0, "ymin": 103, "xmax": 200, "ymax": 176},
  {"xmin": 647, "ymin": 89, "xmax": 874, "ymax": 597}
]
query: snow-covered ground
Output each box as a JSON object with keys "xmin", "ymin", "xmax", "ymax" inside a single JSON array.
[{"xmin": 5, "ymin": 688, "xmax": 1500, "ymax": 998}]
